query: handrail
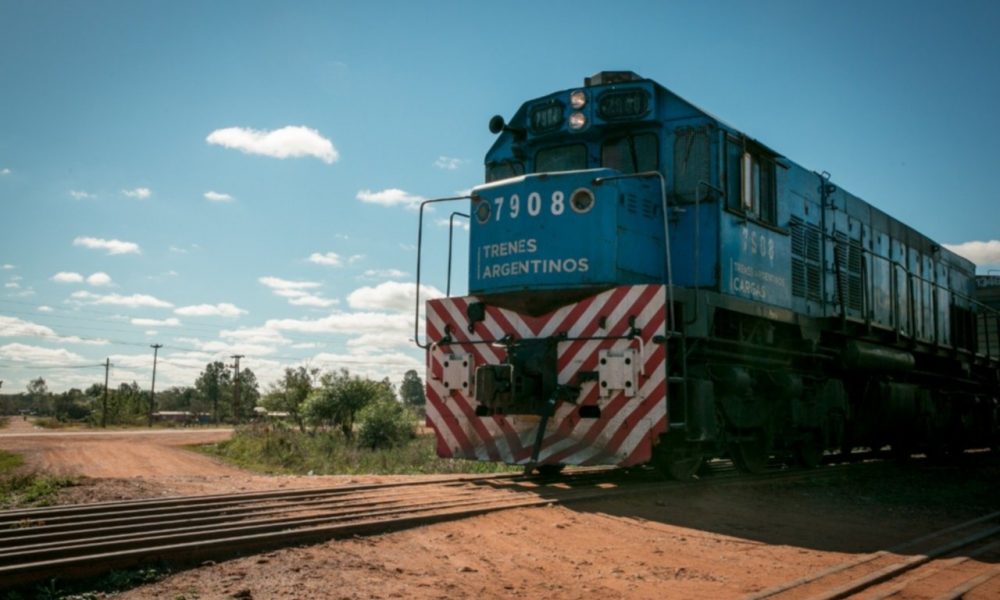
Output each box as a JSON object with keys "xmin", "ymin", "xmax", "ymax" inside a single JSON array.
[
  {"xmin": 446, "ymin": 212, "xmax": 470, "ymax": 297},
  {"xmin": 414, "ymin": 195, "xmax": 473, "ymax": 349},
  {"xmin": 592, "ymin": 171, "xmax": 675, "ymax": 333}
]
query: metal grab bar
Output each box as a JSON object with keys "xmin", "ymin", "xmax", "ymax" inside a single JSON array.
[
  {"xmin": 414, "ymin": 195, "xmax": 472, "ymax": 349},
  {"xmin": 446, "ymin": 212, "xmax": 470, "ymax": 297}
]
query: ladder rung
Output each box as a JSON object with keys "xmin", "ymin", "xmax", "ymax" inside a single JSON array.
[{"xmin": 668, "ymin": 376, "xmax": 686, "ymax": 383}]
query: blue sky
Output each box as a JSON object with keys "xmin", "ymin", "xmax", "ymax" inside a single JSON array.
[{"xmin": 2, "ymin": 0, "xmax": 999, "ymax": 393}]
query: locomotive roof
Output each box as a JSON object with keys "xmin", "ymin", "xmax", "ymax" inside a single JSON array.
[{"xmin": 489, "ymin": 72, "xmax": 975, "ymax": 275}]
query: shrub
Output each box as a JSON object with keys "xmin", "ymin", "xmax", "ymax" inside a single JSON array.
[{"xmin": 357, "ymin": 400, "xmax": 416, "ymax": 450}]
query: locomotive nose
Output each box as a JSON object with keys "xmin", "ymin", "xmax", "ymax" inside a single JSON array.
[{"xmin": 468, "ymin": 169, "xmax": 664, "ymax": 315}]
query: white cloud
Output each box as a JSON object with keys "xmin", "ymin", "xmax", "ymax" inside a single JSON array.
[
  {"xmin": 362, "ymin": 268, "xmax": 408, "ymax": 279},
  {"xmin": 356, "ymin": 188, "xmax": 425, "ymax": 210},
  {"xmin": 86, "ymin": 272, "xmax": 113, "ymax": 286},
  {"xmin": 259, "ymin": 276, "xmax": 335, "ymax": 307},
  {"xmin": 944, "ymin": 240, "xmax": 1000, "ymax": 266},
  {"xmin": 266, "ymin": 311, "xmax": 411, "ymax": 336},
  {"xmin": 70, "ymin": 290, "xmax": 173, "ymax": 308},
  {"xmin": 308, "ymin": 350, "xmax": 423, "ymax": 382},
  {"xmin": 51, "ymin": 272, "xmax": 84, "ymax": 283},
  {"xmin": 122, "ymin": 187, "xmax": 152, "ymax": 199},
  {"xmin": 288, "ymin": 294, "xmax": 338, "ymax": 308},
  {"xmin": 349, "ymin": 254, "xmax": 365, "ymax": 264},
  {"xmin": 2, "ymin": 264, "xmax": 14, "ymax": 270},
  {"xmin": 347, "ymin": 281, "xmax": 443, "ymax": 313},
  {"xmin": 130, "ymin": 317, "xmax": 181, "ymax": 327},
  {"xmin": 434, "ymin": 156, "xmax": 464, "ymax": 170},
  {"xmin": 219, "ymin": 326, "xmax": 290, "ymax": 346},
  {"xmin": 5, "ymin": 282, "xmax": 20, "ymax": 289},
  {"xmin": 346, "ymin": 332, "xmax": 412, "ymax": 351},
  {"xmin": 436, "ymin": 217, "xmax": 470, "ymax": 231},
  {"xmin": 174, "ymin": 303, "xmax": 247, "ymax": 317},
  {"xmin": 206, "ymin": 126, "xmax": 339, "ymax": 164},
  {"xmin": 0, "ymin": 168, "xmax": 11, "ymax": 176},
  {"xmin": 204, "ymin": 191, "xmax": 235, "ymax": 203},
  {"xmin": 258, "ymin": 276, "xmax": 321, "ymax": 291},
  {"xmin": 145, "ymin": 330, "xmax": 158, "ymax": 336},
  {"xmin": 0, "ymin": 316, "xmax": 108, "ymax": 345},
  {"xmin": 53, "ymin": 271, "xmax": 110, "ymax": 287},
  {"xmin": 0, "ymin": 315, "xmax": 57, "ymax": 338},
  {"xmin": 69, "ymin": 190, "xmax": 96, "ymax": 200},
  {"xmin": 0, "ymin": 343, "xmax": 85, "ymax": 365},
  {"xmin": 38, "ymin": 306, "xmax": 53, "ymax": 312},
  {"xmin": 73, "ymin": 236, "xmax": 141, "ymax": 255},
  {"xmin": 308, "ymin": 252, "xmax": 342, "ymax": 267}
]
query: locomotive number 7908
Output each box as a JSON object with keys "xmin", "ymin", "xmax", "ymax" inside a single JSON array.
[{"xmin": 493, "ymin": 191, "xmax": 566, "ymax": 221}]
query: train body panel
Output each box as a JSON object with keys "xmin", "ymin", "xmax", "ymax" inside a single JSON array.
[{"xmin": 420, "ymin": 71, "xmax": 1000, "ymax": 473}]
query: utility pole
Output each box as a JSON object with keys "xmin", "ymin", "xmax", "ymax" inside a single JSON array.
[
  {"xmin": 230, "ymin": 354, "xmax": 244, "ymax": 424},
  {"xmin": 149, "ymin": 344, "xmax": 163, "ymax": 427},
  {"xmin": 102, "ymin": 358, "xmax": 111, "ymax": 428}
]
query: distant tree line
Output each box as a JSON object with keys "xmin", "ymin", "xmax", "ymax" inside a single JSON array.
[{"xmin": 0, "ymin": 364, "xmax": 425, "ymax": 433}]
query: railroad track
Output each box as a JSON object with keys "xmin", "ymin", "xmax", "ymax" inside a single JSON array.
[
  {"xmin": 745, "ymin": 510, "xmax": 1000, "ymax": 600},
  {"xmin": 0, "ymin": 459, "xmax": 896, "ymax": 592}
]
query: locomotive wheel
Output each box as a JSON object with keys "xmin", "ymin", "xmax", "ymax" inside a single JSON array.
[
  {"xmin": 731, "ymin": 430, "xmax": 769, "ymax": 474},
  {"xmin": 664, "ymin": 453, "xmax": 704, "ymax": 481},
  {"xmin": 794, "ymin": 430, "xmax": 823, "ymax": 469},
  {"xmin": 652, "ymin": 444, "xmax": 703, "ymax": 481},
  {"xmin": 536, "ymin": 464, "xmax": 565, "ymax": 477}
]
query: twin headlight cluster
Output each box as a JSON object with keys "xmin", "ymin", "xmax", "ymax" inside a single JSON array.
[{"xmin": 568, "ymin": 89, "xmax": 587, "ymax": 130}]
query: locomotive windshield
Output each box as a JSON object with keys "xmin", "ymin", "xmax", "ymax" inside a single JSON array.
[
  {"xmin": 485, "ymin": 159, "xmax": 524, "ymax": 183},
  {"xmin": 601, "ymin": 132, "xmax": 658, "ymax": 174},
  {"xmin": 535, "ymin": 144, "xmax": 587, "ymax": 172}
]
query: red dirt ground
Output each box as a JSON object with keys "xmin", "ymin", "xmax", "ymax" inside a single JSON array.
[{"xmin": 2, "ymin": 418, "xmax": 998, "ymax": 599}]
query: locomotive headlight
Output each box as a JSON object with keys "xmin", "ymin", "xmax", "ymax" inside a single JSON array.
[
  {"xmin": 475, "ymin": 200, "xmax": 491, "ymax": 223},
  {"xmin": 570, "ymin": 188, "xmax": 595, "ymax": 213},
  {"xmin": 569, "ymin": 90, "xmax": 586, "ymax": 109},
  {"xmin": 568, "ymin": 111, "xmax": 587, "ymax": 130}
]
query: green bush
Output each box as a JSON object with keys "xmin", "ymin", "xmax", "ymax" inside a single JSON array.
[
  {"xmin": 358, "ymin": 399, "xmax": 415, "ymax": 450},
  {"xmin": 198, "ymin": 424, "xmax": 516, "ymax": 475}
]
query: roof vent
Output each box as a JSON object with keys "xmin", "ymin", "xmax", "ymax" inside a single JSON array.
[{"xmin": 584, "ymin": 71, "xmax": 642, "ymax": 87}]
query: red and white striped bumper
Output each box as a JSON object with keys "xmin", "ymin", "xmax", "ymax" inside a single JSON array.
[{"xmin": 425, "ymin": 284, "xmax": 668, "ymax": 466}]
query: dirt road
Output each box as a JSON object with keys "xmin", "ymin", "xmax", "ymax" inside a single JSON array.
[{"xmin": 2, "ymin": 418, "xmax": 997, "ymax": 599}]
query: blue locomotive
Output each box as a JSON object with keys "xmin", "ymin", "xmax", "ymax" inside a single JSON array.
[{"xmin": 416, "ymin": 71, "xmax": 1000, "ymax": 477}]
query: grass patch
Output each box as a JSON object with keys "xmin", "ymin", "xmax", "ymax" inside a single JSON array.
[
  {"xmin": 2, "ymin": 565, "xmax": 169, "ymax": 600},
  {"xmin": 198, "ymin": 425, "xmax": 518, "ymax": 475},
  {"xmin": 0, "ymin": 450, "xmax": 77, "ymax": 509},
  {"xmin": 32, "ymin": 417, "xmax": 77, "ymax": 429},
  {"xmin": 0, "ymin": 449, "xmax": 25, "ymax": 474}
]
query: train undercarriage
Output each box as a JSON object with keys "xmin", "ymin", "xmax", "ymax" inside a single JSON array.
[
  {"xmin": 657, "ymin": 288, "xmax": 1000, "ymax": 478},
  {"xmin": 424, "ymin": 283, "xmax": 999, "ymax": 480}
]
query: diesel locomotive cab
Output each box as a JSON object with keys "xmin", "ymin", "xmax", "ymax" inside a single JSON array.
[{"xmin": 467, "ymin": 72, "xmax": 668, "ymax": 419}]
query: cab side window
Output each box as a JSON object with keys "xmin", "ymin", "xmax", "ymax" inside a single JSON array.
[{"xmin": 725, "ymin": 135, "xmax": 776, "ymax": 224}]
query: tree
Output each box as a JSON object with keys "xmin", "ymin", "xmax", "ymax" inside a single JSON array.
[
  {"xmin": 301, "ymin": 370, "xmax": 392, "ymax": 437},
  {"xmin": 358, "ymin": 397, "xmax": 416, "ymax": 450},
  {"xmin": 399, "ymin": 370, "xmax": 426, "ymax": 409},
  {"xmin": 195, "ymin": 361, "xmax": 230, "ymax": 423},
  {"xmin": 26, "ymin": 377, "xmax": 49, "ymax": 414},
  {"xmin": 260, "ymin": 366, "xmax": 318, "ymax": 432},
  {"xmin": 53, "ymin": 388, "xmax": 90, "ymax": 421},
  {"xmin": 232, "ymin": 368, "xmax": 260, "ymax": 422}
]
